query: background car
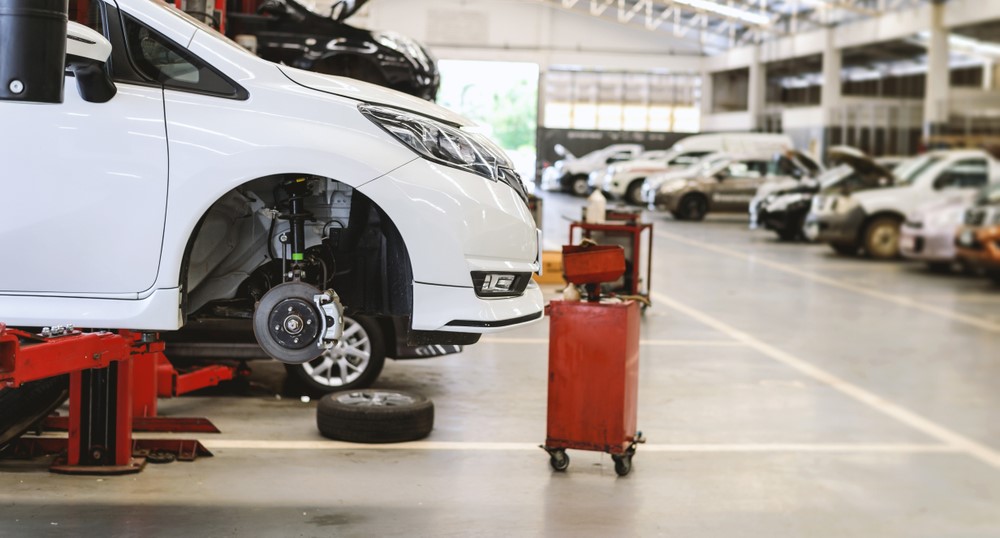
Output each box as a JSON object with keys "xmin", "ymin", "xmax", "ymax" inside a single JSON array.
[
  {"xmin": 226, "ymin": 0, "xmax": 439, "ymax": 101},
  {"xmin": 806, "ymin": 149, "xmax": 999, "ymax": 259},
  {"xmin": 645, "ymin": 154, "xmax": 806, "ymax": 221},
  {"xmin": 956, "ymin": 183, "xmax": 1000, "ymax": 283},
  {"xmin": 900, "ymin": 192, "xmax": 979, "ymax": 272},
  {"xmin": 540, "ymin": 143, "xmax": 644, "ymax": 195}
]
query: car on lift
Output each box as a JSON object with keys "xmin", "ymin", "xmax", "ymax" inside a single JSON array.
[
  {"xmin": 900, "ymin": 191, "xmax": 980, "ymax": 272},
  {"xmin": 225, "ymin": 0, "xmax": 439, "ymax": 101},
  {"xmin": 0, "ymin": 0, "xmax": 543, "ymax": 368},
  {"xmin": 540, "ymin": 143, "xmax": 644, "ymax": 195},
  {"xmin": 805, "ymin": 150, "xmax": 999, "ymax": 259},
  {"xmin": 955, "ymin": 182, "xmax": 1000, "ymax": 284},
  {"xmin": 643, "ymin": 153, "xmax": 812, "ymax": 221}
]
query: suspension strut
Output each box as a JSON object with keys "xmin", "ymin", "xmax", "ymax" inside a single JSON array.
[{"xmin": 281, "ymin": 177, "xmax": 312, "ymax": 280}]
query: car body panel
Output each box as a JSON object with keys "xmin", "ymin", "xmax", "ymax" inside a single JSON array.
[{"xmin": 540, "ymin": 144, "xmax": 644, "ymax": 192}]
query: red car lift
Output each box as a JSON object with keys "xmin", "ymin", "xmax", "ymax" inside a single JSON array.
[{"xmin": 0, "ymin": 325, "xmax": 216, "ymax": 475}]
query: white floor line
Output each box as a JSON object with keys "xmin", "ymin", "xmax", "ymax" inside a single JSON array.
[
  {"xmin": 478, "ymin": 337, "xmax": 745, "ymax": 347},
  {"xmin": 651, "ymin": 290, "xmax": 1000, "ymax": 470},
  {"xmin": 200, "ymin": 439, "xmax": 959, "ymax": 454},
  {"xmin": 654, "ymin": 230, "xmax": 1000, "ymax": 333}
]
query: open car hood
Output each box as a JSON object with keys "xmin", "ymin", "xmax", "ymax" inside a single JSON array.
[
  {"xmin": 289, "ymin": 0, "xmax": 368, "ymax": 21},
  {"xmin": 279, "ymin": 66, "xmax": 473, "ymax": 127},
  {"xmin": 827, "ymin": 146, "xmax": 893, "ymax": 179}
]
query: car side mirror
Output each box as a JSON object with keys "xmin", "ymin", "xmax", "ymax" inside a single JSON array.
[{"xmin": 65, "ymin": 23, "xmax": 116, "ymax": 104}]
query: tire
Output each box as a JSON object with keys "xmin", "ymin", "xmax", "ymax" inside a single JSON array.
[
  {"xmin": 549, "ymin": 449, "xmax": 569, "ymax": 471},
  {"xmin": 569, "ymin": 175, "xmax": 590, "ymax": 197},
  {"xmin": 611, "ymin": 453, "xmax": 633, "ymax": 476},
  {"xmin": 776, "ymin": 228, "xmax": 799, "ymax": 242},
  {"xmin": 286, "ymin": 315, "xmax": 385, "ymax": 397},
  {"xmin": 830, "ymin": 243, "xmax": 857, "ymax": 256},
  {"xmin": 677, "ymin": 194, "xmax": 708, "ymax": 221},
  {"xmin": 317, "ymin": 389, "xmax": 434, "ymax": 443},
  {"xmin": 625, "ymin": 179, "xmax": 645, "ymax": 206},
  {"xmin": 864, "ymin": 216, "xmax": 902, "ymax": 260},
  {"xmin": 0, "ymin": 375, "xmax": 69, "ymax": 453}
]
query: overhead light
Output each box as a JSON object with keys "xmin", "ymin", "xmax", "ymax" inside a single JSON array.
[{"xmin": 671, "ymin": 0, "xmax": 772, "ymax": 26}]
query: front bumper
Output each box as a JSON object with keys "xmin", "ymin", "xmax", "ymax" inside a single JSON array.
[
  {"xmin": 955, "ymin": 226, "xmax": 1000, "ymax": 271},
  {"xmin": 360, "ymin": 158, "xmax": 544, "ymax": 333},
  {"xmin": 900, "ymin": 224, "xmax": 957, "ymax": 263},
  {"xmin": 804, "ymin": 206, "xmax": 865, "ymax": 245}
]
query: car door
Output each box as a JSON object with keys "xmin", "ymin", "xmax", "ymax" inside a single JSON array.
[
  {"xmin": 0, "ymin": 5, "xmax": 168, "ymax": 295},
  {"xmin": 712, "ymin": 161, "xmax": 768, "ymax": 211}
]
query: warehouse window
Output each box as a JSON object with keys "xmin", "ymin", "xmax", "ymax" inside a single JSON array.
[{"xmin": 542, "ymin": 69, "xmax": 700, "ymax": 133}]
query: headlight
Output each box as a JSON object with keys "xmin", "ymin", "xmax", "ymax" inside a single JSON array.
[{"xmin": 359, "ymin": 104, "xmax": 528, "ymax": 203}]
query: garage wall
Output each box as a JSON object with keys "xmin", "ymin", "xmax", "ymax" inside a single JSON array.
[{"xmin": 357, "ymin": 0, "xmax": 703, "ymax": 71}]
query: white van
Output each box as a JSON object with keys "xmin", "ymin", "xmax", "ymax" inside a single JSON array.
[{"xmin": 600, "ymin": 133, "xmax": 795, "ymax": 205}]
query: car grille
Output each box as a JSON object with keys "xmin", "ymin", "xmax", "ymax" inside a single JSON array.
[{"xmin": 965, "ymin": 208, "xmax": 987, "ymax": 226}]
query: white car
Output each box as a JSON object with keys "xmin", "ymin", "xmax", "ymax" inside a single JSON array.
[
  {"xmin": 599, "ymin": 150, "xmax": 711, "ymax": 205},
  {"xmin": 900, "ymin": 192, "xmax": 979, "ymax": 271},
  {"xmin": 0, "ymin": 0, "xmax": 543, "ymax": 363},
  {"xmin": 540, "ymin": 143, "xmax": 644, "ymax": 195},
  {"xmin": 805, "ymin": 150, "xmax": 999, "ymax": 259}
]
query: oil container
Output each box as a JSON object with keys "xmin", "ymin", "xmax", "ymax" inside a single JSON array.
[{"xmin": 0, "ymin": 0, "xmax": 69, "ymax": 103}]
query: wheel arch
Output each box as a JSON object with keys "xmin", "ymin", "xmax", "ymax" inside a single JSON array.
[{"xmin": 174, "ymin": 172, "xmax": 415, "ymax": 326}]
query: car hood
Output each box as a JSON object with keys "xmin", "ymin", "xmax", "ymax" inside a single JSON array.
[{"xmin": 279, "ymin": 65, "xmax": 473, "ymax": 127}]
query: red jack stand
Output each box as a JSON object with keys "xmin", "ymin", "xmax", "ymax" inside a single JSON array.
[{"xmin": 1, "ymin": 326, "xmax": 213, "ymax": 474}]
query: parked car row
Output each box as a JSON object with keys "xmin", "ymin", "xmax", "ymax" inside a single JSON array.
[{"xmin": 755, "ymin": 147, "xmax": 1000, "ymax": 284}]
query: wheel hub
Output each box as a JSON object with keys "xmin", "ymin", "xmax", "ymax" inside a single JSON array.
[{"xmin": 267, "ymin": 298, "xmax": 319, "ymax": 350}]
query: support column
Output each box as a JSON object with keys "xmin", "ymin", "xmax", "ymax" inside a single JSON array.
[
  {"xmin": 748, "ymin": 48, "xmax": 766, "ymax": 131},
  {"xmin": 820, "ymin": 29, "xmax": 842, "ymax": 155},
  {"xmin": 923, "ymin": 1, "xmax": 949, "ymax": 138},
  {"xmin": 982, "ymin": 60, "xmax": 994, "ymax": 91},
  {"xmin": 700, "ymin": 70, "xmax": 713, "ymax": 120}
]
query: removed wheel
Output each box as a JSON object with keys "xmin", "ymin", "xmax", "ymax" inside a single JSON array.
[
  {"xmin": 0, "ymin": 375, "xmax": 69, "ymax": 454},
  {"xmin": 677, "ymin": 194, "xmax": 708, "ymax": 221},
  {"xmin": 287, "ymin": 315, "xmax": 385, "ymax": 397},
  {"xmin": 317, "ymin": 389, "xmax": 433, "ymax": 443},
  {"xmin": 864, "ymin": 216, "xmax": 902, "ymax": 260}
]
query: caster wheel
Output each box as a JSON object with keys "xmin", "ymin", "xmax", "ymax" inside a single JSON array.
[
  {"xmin": 611, "ymin": 453, "xmax": 632, "ymax": 476},
  {"xmin": 549, "ymin": 449, "xmax": 569, "ymax": 472}
]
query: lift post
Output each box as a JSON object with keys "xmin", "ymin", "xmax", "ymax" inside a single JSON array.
[{"xmin": 0, "ymin": 325, "xmax": 212, "ymax": 475}]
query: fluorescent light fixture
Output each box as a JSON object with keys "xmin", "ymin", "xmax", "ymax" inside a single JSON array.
[{"xmin": 671, "ymin": 0, "xmax": 772, "ymax": 26}]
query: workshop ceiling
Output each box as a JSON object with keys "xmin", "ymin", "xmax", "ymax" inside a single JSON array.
[{"xmin": 540, "ymin": 0, "xmax": 930, "ymax": 55}]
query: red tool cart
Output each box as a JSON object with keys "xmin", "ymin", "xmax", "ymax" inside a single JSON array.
[
  {"xmin": 542, "ymin": 243, "xmax": 644, "ymax": 476},
  {"xmin": 568, "ymin": 209, "xmax": 653, "ymax": 307}
]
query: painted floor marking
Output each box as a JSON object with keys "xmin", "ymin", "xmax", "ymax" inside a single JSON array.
[
  {"xmin": 200, "ymin": 439, "xmax": 958, "ymax": 454},
  {"xmin": 651, "ymin": 290, "xmax": 1000, "ymax": 470},
  {"xmin": 479, "ymin": 337, "xmax": 744, "ymax": 347},
  {"xmin": 655, "ymin": 230, "xmax": 1000, "ymax": 333}
]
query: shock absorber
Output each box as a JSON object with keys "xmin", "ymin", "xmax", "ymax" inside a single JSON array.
[{"xmin": 281, "ymin": 177, "xmax": 312, "ymax": 279}]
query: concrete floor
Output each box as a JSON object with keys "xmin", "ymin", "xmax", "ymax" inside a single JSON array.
[{"xmin": 3, "ymin": 191, "xmax": 1000, "ymax": 536}]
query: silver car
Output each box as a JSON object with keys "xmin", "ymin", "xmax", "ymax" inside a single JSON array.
[{"xmin": 644, "ymin": 155, "xmax": 801, "ymax": 221}]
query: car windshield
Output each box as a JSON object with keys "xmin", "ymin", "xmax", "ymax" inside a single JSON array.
[{"xmin": 894, "ymin": 155, "xmax": 941, "ymax": 187}]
